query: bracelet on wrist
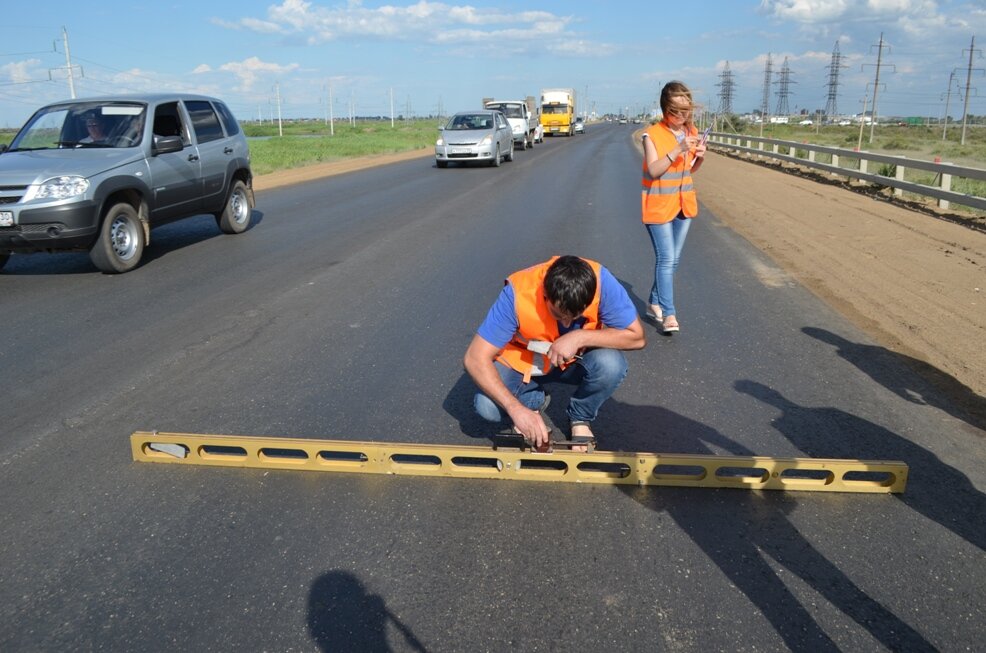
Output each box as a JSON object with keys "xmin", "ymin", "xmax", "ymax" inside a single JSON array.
[{"xmin": 666, "ymin": 153, "xmax": 675, "ymax": 163}]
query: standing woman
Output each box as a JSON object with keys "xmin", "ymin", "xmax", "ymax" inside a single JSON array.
[{"xmin": 640, "ymin": 81, "xmax": 707, "ymax": 334}]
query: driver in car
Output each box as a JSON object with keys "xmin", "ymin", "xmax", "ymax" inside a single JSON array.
[{"xmin": 80, "ymin": 112, "xmax": 109, "ymax": 144}]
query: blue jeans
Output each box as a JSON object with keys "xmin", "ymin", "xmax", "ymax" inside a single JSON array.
[
  {"xmin": 646, "ymin": 215, "xmax": 692, "ymax": 317},
  {"xmin": 474, "ymin": 348, "xmax": 628, "ymax": 425}
]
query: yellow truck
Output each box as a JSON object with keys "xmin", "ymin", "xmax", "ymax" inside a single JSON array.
[{"xmin": 540, "ymin": 88, "xmax": 576, "ymax": 137}]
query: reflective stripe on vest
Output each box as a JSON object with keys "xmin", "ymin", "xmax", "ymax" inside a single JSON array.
[
  {"xmin": 496, "ymin": 256, "xmax": 603, "ymax": 382},
  {"xmin": 641, "ymin": 122, "xmax": 699, "ymax": 224}
]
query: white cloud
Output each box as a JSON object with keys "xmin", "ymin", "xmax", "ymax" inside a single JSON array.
[
  {"xmin": 192, "ymin": 64, "xmax": 212, "ymax": 74},
  {"xmin": 219, "ymin": 0, "xmax": 612, "ymax": 56},
  {"xmin": 0, "ymin": 59, "xmax": 44, "ymax": 84},
  {"xmin": 759, "ymin": 0, "xmax": 940, "ymax": 23},
  {"xmin": 218, "ymin": 56, "xmax": 301, "ymax": 92}
]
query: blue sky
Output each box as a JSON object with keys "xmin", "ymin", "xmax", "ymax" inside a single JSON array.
[{"xmin": 2, "ymin": 0, "xmax": 984, "ymax": 127}]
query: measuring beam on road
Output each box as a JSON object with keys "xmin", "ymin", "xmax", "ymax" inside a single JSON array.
[{"xmin": 130, "ymin": 431, "xmax": 907, "ymax": 494}]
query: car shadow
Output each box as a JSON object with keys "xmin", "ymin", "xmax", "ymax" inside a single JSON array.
[{"xmin": 1, "ymin": 210, "xmax": 262, "ymax": 275}]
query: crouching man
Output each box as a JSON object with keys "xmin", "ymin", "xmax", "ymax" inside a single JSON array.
[{"xmin": 464, "ymin": 255, "xmax": 646, "ymax": 451}]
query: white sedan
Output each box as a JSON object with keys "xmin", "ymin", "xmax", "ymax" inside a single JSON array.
[{"xmin": 435, "ymin": 110, "xmax": 515, "ymax": 168}]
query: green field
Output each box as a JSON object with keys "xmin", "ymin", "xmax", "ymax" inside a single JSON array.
[
  {"xmin": 712, "ymin": 121, "xmax": 986, "ymax": 213},
  {"xmin": 717, "ymin": 121, "xmax": 985, "ymax": 170},
  {"xmin": 0, "ymin": 118, "xmax": 441, "ymax": 176},
  {"xmin": 242, "ymin": 119, "xmax": 438, "ymax": 175}
]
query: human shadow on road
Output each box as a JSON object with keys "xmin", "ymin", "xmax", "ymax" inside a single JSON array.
[
  {"xmin": 803, "ymin": 326, "xmax": 986, "ymax": 432},
  {"xmin": 735, "ymin": 379, "xmax": 986, "ymax": 553},
  {"xmin": 611, "ymin": 399, "xmax": 935, "ymax": 652},
  {"xmin": 307, "ymin": 570, "xmax": 427, "ymax": 652}
]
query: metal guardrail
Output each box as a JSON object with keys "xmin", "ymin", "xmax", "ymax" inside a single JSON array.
[{"xmin": 708, "ymin": 132, "xmax": 986, "ymax": 212}]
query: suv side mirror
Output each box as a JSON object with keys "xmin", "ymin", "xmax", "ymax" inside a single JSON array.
[{"xmin": 152, "ymin": 135, "xmax": 183, "ymax": 155}]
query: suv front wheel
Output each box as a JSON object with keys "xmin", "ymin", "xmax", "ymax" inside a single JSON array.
[
  {"xmin": 90, "ymin": 203, "xmax": 145, "ymax": 273},
  {"xmin": 216, "ymin": 180, "xmax": 252, "ymax": 234}
]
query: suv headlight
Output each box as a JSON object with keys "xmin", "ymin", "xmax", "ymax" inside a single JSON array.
[
  {"xmin": 436, "ymin": 137, "xmax": 445, "ymax": 146},
  {"xmin": 480, "ymin": 135, "xmax": 493, "ymax": 146},
  {"xmin": 26, "ymin": 176, "xmax": 90, "ymax": 201}
]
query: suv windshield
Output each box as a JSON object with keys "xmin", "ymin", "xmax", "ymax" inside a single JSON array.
[{"xmin": 9, "ymin": 102, "xmax": 146, "ymax": 151}]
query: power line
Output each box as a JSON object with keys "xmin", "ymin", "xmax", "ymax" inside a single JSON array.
[
  {"xmin": 716, "ymin": 61, "xmax": 735, "ymax": 114},
  {"xmin": 863, "ymin": 32, "xmax": 895, "ymax": 143},
  {"xmin": 775, "ymin": 56, "xmax": 795, "ymax": 115},
  {"xmin": 760, "ymin": 53, "xmax": 773, "ymax": 118},
  {"xmin": 825, "ymin": 40, "xmax": 847, "ymax": 116},
  {"xmin": 959, "ymin": 35, "xmax": 983, "ymax": 145}
]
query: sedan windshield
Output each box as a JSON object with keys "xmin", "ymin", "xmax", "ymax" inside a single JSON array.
[
  {"xmin": 447, "ymin": 114, "xmax": 492, "ymax": 130},
  {"xmin": 9, "ymin": 102, "xmax": 146, "ymax": 151}
]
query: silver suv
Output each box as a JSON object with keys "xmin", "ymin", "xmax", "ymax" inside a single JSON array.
[{"xmin": 0, "ymin": 93, "xmax": 254, "ymax": 273}]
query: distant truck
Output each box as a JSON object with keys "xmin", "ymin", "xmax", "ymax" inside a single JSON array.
[
  {"xmin": 482, "ymin": 97, "xmax": 541, "ymax": 149},
  {"xmin": 540, "ymin": 88, "xmax": 576, "ymax": 137}
]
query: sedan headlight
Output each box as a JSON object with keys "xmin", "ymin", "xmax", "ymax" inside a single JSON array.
[
  {"xmin": 436, "ymin": 137, "xmax": 445, "ymax": 146},
  {"xmin": 480, "ymin": 135, "xmax": 493, "ymax": 146},
  {"xmin": 26, "ymin": 176, "xmax": 90, "ymax": 201}
]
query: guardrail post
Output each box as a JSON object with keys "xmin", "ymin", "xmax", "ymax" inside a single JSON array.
[
  {"xmin": 831, "ymin": 154, "xmax": 840, "ymax": 176},
  {"xmin": 859, "ymin": 158, "xmax": 868, "ymax": 174},
  {"xmin": 894, "ymin": 160, "xmax": 905, "ymax": 197},
  {"xmin": 940, "ymin": 167, "xmax": 952, "ymax": 209},
  {"xmin": 808, "ymin": 150, "xmax": 816, "ymax": 163}
]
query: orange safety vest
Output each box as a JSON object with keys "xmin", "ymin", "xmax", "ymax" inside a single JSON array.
[
  {"xmin": 496, "ymin": 256, "xmax": 603, "ymax": 382},
  {"xmin": 641, "ymin": 121, "xmax": 699, "ymax": 224}
]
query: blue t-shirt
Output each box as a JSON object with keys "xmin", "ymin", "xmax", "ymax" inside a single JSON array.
[{"xmin": 477, "ymin": 265, "xmax": 637, "ymax": 349}]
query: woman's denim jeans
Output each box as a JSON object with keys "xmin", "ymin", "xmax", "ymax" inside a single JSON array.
[
  {"xmin": 474, "ymin": 348, "xmax": 628, "ymax": 425},
  {"xmin": 646, "ymin": 215, "xmax": 692, "ymax": 316}
]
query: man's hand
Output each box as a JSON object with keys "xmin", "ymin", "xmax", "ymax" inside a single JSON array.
[
  {"xmin": 547, "ymin": 331, "xmax": 584, "ymax": 368},
  {"xmin": 507, "ymin": 405, "xmax": 551, "ymax": 449}
]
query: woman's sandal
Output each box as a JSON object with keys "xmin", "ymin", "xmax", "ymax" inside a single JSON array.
[
  {"xmin": 645, "ymin": 304, "xmax": 663, "ymax": 323},
  {"xmin": 662, "ymin": 315, "xmax": 680, "ymax": 333}
]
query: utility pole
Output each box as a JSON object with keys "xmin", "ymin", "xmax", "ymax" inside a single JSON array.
[
  {"xmin": 774, "ymin": 56, "xmax": 795, "ymax": 116},
  {"xmin": 959, "ymin": 35, "xmax": 983, "ymax": 146},
  {"xmin": 716, "ymin": 61, "xmax": 735, "ymax": 115},
  {"xmin": 274, "ymin": 82, "xmax": 283, "ymax": 137},
  {"xmin": 62, "ymin": 27, "xmax": 76, "ymax": 99},
  {"xmin": 863, "ymin": 33, "xmax": 894, "ymax": 144},
  {"xmin": 857, "ymin": 94, "xmax": 868, "ymax": 151},
  {"xmin": 825, "ymin": 40, "xmax": 847, "ymax": 118},
  {"xmin": 942, "ymin": 70, "xmax": 957, "ymax": 141},
  {"xmin": 390, "ymin": 87, "xmax": 395, "ymax": 128},
  {"xmin": 760, "ymin": 53, "xmax": 773, "ymax": 137},
  {"xmin": 328, "ymin": 82, "xmax": 334, "ymax": 136}
]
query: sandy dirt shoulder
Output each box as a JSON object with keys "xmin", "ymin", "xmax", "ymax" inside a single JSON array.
[{"xmin": 251, "ymin": 144, "xmax": 986, "ymax": 420}]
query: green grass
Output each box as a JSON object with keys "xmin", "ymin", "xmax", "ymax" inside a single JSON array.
[
  {"xmin": 718, "ymin": 121, "xmax": 986, "ymax": 170},
  {"xmin": 0, "ymin": 119, "xmax": 440, "ymax": 176},
  {"xmin": 243, "ymin": 119, "xmax": 438, "ymax": 175}
]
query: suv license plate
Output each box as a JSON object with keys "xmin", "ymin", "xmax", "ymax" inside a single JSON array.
[{"xmin": 0, "ymin": 211, "xmax": 13, "ymax": 227}]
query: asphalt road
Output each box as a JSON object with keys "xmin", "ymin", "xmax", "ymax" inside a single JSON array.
[{"xmin": 1, "ymin": 123, "xmax": 983, "ymax": 651}]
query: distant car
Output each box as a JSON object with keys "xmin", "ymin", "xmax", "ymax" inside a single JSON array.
[
  {"xmin": 837, "ymin": 119, "xmax": 852, "ymax": 126},
  {"xmin": 574, "ymin": 117, "xmax": 585, "ymax": 134},
  {"xmin": 435, "ymin": 110, "xmax": 514, "ymax": 168},
  {"xmin": 534, "ymin": 123, "xmax": 544, "ymax": 143},
  {"xmin": 618, "ymin": 116, "xmax": 628, "ymax": 125},
  {"xmin": 799, "ymin": 119, "xmax": 813, "ymax": 125},
  {"xmin": 0, "ymin": 93, "xmax": 254, "ymax": 273}
]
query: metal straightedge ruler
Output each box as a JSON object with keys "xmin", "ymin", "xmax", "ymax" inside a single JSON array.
[{"xmin": 131, "ymin": 431, "xmax": 907, "ymax": 494}]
